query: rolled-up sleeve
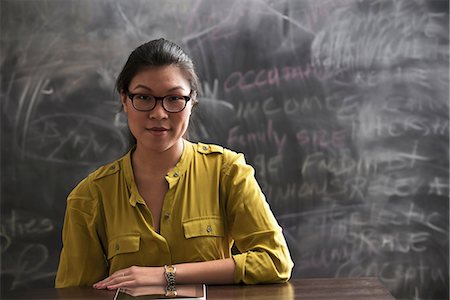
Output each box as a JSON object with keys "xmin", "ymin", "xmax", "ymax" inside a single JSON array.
[
  {"xmin": 222, "ymin": 153, "xmax": 294, "ymax": 284},
  {"xmin": 55, "ymin": 178, "xmax": 108, "ymax": 288}
]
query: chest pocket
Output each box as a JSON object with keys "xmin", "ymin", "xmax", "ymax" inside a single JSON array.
[
  {"xmin": 107, "ymin": 233, "xmax": 141, "ymax": 259},
  {"xmin": 183, "ymin": 217, "xmax": 225, "ymax": 239}
]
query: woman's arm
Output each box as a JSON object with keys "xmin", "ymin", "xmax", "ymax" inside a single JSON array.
[
  {"xmin": 176, "ymin": 258, "xmax": 235, "ymax": 284},
  {"xmin": 93, "ymin": 258, "xmax": 235, "ymax": 290},
  {"xmin": 55, "ymin": 178, "xmax": 109, "ymax": 288},
  {"xmin": 223, "ymin": 153, "xmax": 294, "ymax": 284}
]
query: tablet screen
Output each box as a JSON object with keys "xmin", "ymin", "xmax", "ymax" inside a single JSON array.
[{"xmin": 113, "ymin": 284, "xmax": 206, "ymax": 300}]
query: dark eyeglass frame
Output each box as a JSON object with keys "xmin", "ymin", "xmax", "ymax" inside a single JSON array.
[{"xmin": 126, "ymin": 92, "xmax": 192, "ymax": 113}]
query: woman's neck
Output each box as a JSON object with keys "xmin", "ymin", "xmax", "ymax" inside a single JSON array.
[{"xmin": 132, "ymin": 139, "xmax": 184, "ymax": 175}]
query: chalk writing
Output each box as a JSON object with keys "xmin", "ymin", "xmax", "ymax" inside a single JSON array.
[
  {"xmin": 336, "ymin": 260, "xmax": 447, "ymax": 298},
  {"xmin": 227, "ymin": 120, "xmax": 287, "ymax": 154},
  {"xmin": 0, "ymin": 210, "xmax": 54, "ymax": 253},
  {"xmin": 253, "ymin": 154, "xmax": 282, "ymax": 179},
  {"xmin": 201, "ymin": 78, "xmax": 220, "ymax": 99},
  {"xmin": 23, "ymin": 113, "xmax": 127, "ymax": 165},
  {"xmin": 428, "ymin": 177, "xmax": 449, "ymax": 196},
  {"xmin": 311, "ymin": 1, "xmax": 445, "ymax": 71},
  {"xmin": 348, "ymin": 204, "xmax": 447, "ymax": 234},
  {"xmin": 223, "ymin": 64, "xmax": 328, "ymax": 93},
  {"xmin": 1, "ymin": 210, "xmax": 56, "ymax": 289},
  {"xmin": 236, "ymin": 96, "xmax": 325, "ymax": 120},
  {"xmin": 4, "ymin": 243, "xmax": 52, "ymax": 289},
  {"xmin": 263, "ymin": 172, "xmax": 446, "ymax": 204},
  {"xmin": 296, "ymin": 129, "xmax": 347, "ymax": 150},
  {"xmin": 301, "ymin": 143, "xmax": 428, "ymax": 177},
  {"xmin": 352, "ymin": 116, "xmax": 449, "ymax": 138}
]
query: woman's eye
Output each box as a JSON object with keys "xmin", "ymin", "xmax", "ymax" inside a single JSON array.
[
  {"xmin": 167, "ymin": 96, "xmax": 183, "ymax": 101},
  {"xmin": 136, "ymin": 95, "xmax": 151, "ymax": 101}
]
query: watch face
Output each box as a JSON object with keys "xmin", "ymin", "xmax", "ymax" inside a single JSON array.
[
  {"xmin": 167, "ymin": 266, "xmax": 176, "ymax": 273},
  {"xmin": 165, "ymin": 265, "xmax": 176, "ymax": 274}
]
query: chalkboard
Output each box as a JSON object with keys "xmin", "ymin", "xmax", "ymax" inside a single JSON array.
[{"xmin": 1, "ymin": 1, "xmax": 448, "ymax": 299}]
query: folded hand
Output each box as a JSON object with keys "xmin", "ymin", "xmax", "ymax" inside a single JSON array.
[{"xmin": 93, "ymin": 266, "xmax": 165, "ymax": 290}]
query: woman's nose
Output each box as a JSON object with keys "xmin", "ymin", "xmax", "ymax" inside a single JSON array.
[{"xmin": 148, "ymin": 100, "xmax": 168, "ymax": 119}]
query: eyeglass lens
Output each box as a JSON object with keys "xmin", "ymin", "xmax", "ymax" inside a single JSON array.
[{"xmin": 131, "ymin": 95, "xmax": 188, "ymax": 112}]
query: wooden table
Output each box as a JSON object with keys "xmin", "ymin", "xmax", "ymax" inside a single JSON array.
[{"xmin": 3, "ymin": 277, "xmax": 395, "ymax": 299}]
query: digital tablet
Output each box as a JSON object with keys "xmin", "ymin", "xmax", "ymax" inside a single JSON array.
[{"xmin": 113, "ymin": 284, "xmax": 206, "ymax": 300}]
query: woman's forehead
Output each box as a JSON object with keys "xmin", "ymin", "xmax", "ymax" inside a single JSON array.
[{"xmin": 130, "ymin": 66, "xmax": 190, "ymax": 92}]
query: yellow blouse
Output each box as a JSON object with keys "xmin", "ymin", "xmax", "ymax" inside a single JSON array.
[{"xmin": 55, "ymin": 140, "xmax": 293, "ymax": 287}]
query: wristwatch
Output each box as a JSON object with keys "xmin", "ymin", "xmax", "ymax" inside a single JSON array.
[
  {"xmin": 164, "ymin": 264, "xmax": 177, "ymax": 286},
  {"xmin": 164, "ymin": 265, "xmax": 177, "ymax": 297}
]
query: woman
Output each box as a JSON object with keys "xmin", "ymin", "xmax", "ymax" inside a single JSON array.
[{"xmin": 55, "ymin": 38, "xmax": 293, "ymax": 292}]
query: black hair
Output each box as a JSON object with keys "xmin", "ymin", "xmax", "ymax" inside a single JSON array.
[{"xmin": 116, "ymin": 38, "xmax": 200, "ymax": 105}]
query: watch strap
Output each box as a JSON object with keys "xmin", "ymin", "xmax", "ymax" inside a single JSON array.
[
  {"xmin": 165, "ymin": 284, "xmax": 177, "ymax": 297},
  {"xmin": 164, "ymin": 264, "xmax": 176, "ymax": 287}
]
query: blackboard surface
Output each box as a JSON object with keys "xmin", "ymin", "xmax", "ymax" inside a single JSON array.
[{"xmin": 1, "ymin": 1, "xmax": 448, "ymax": 299}]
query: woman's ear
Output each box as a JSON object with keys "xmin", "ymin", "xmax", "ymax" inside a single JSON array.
[
  {"xmin": 191, "ymin": 90, "xmax": 199, "ymax": 107},
  {"xmin": 120, "ymin": 91, "xmax": 128, "ymax": 113}
]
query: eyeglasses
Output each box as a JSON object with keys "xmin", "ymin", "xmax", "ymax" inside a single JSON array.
[{"xmin": 126, "ymin": 92, "xmax": 191, "ymax": 113}]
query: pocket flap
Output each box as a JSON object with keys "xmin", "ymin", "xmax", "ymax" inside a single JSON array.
[
  {"xmin": 107, "ymin": 233, "xmax": 140, "ymax": 259},
  {"xmin": 183, "ymin": 217, "xmax": 225, "ymax": 239}
]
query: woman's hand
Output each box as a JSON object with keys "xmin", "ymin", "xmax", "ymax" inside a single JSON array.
[
  {"xmin": 93, "ymin": 266, "xmax": 165, "ymax": 290},
  {"xmin": 93, "ymin": 259, "xmax": 235, "ymax": 290}
]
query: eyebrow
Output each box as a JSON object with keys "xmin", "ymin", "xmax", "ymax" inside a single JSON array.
[{"xmin": 130, "ymin": 85, "xmax": 187, "ymax": 93}]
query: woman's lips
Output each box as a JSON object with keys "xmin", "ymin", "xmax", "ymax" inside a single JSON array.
[
  {"xmin": 147, "ymin": 127, "xmax": 168, "ymax": 136},
  {"xmin": 149, "ymin": 127, "xmax": 167, "ymax": 131}
]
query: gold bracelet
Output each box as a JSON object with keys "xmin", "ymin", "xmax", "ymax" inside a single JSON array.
[{"xmin": 164, "ymin": 264, "xmax": 176, "ymax": 287}]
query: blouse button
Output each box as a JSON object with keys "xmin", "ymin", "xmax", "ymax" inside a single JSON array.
[
  {"xmin": 115, "ymin": 244, "xmax": 120, "ymax": 251},
  {"xmin": 110, "ymin": 166, "xmax": 115, "ymax": 170},
  {"xmin": 203, "ymin": 145, "xmax": 208, "ymax": 151},
  {"xmin": 206, "ymin": 225, "xmax": 212, "ymax": 233},
  {"xmin": 164, "ymin": 212, "xmax": 170, "ymax": 219},
  {"xmin": 173, "ymin": 172, "xmax": 179, "ymax": 177}
]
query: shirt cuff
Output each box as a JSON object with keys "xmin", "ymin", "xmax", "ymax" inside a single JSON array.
[{"xmin": 232, "ymin": 252, "xmax": 248, "ymax": 283}]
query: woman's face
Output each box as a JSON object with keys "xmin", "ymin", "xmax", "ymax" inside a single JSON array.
[{"xmin": 121, "ymin": 65, "xmax": 193, "ymax": 154}]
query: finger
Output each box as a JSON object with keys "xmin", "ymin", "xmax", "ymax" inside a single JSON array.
[
  {"xmin": 107, "ymin": 279, "xmax": 136, "ymax": 290},
  {"xmin": 105, "ymin": 271, "xmax": 133, "ymax": 288},
  {"xmin": 93, "ymin": 278, "xmax": 112, "ymax": 289},
  {"xmin": 106, "ymin": 273, "xmax": 128, "ymax": 286},
  {"xmin": 94, "ymin": 276, "xmax": 115, "ymax": 288},
  {"xmin": 94, "ymin": 271, "xmax": 128, "ymax": 289}
]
